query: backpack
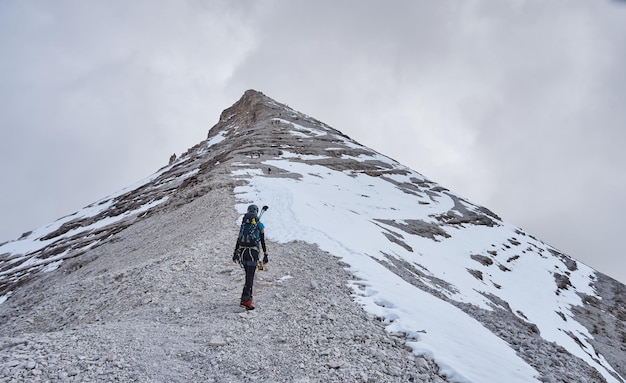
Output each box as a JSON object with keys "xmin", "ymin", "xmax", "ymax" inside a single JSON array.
[{"xmin": 237, "ymin": 212, "xmax": 260, "ymax": 248}]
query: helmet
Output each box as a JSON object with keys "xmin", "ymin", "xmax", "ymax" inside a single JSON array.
[{"xmin": 247, "ymin": 204, "xmax": 259, "ymax": 215}]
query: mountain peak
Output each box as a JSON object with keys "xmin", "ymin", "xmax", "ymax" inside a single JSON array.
[
  {"xmin": 217, "ymin": 89, "xmax": 292, "ymax": 128},
  {"xmin": 225, "ymin": 89, "xmax": 273, "ymax": 114}
]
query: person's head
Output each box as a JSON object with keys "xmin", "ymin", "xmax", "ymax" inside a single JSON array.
[{"xmin": 247, "ymin": 204, "xmax": 259, "ymax": 215}]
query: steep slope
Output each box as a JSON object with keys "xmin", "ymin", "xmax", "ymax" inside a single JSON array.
[{"xmin": 1, "ymin": 90, "xmax": 624, "ymax": 383}]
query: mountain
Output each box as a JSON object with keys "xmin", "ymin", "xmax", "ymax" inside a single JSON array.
[{"xmin": 1, "ymin": 90, "xmax": 624, "ymax": 383}]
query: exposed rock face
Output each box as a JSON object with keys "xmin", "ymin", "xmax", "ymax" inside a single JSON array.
[
  {"xmin": 0, "ymin": 90, "xmax": 624, "ymax": 382},
  {"xmin": 572, "ymin": 273, "xmax": 626, "ymax": 380}
]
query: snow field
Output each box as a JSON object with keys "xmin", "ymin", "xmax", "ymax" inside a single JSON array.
[
  {"xmin": 231, "ymin": 141, "xmax": 623, "ymax": 383},
  {"xmin": 233, "ymin": 160, "xmax": 541, "ymax": 383}
]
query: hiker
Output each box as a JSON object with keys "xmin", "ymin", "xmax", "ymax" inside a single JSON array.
[{"xmin": 233, "ymin": 204, "xmax": 268, "ymax": 310}]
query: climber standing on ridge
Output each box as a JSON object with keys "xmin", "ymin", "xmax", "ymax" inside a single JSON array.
[{"xmin": 233, "ymin": 204, "xmax": 269, "ymax": 310}]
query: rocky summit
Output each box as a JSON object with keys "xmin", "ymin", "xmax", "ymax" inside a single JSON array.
[{"xmin": 0, "ymin": 90, "xmax": 624, "ymax": 383}]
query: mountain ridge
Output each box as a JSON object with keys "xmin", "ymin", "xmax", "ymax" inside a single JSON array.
[{"xmin": 1, "ymin": 90, "xmax": 624, "ymax": 382}]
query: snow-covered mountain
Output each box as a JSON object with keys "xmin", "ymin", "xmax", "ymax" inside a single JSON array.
[{"xmin": 1, "ymin": 90, "xmax": 624, "ymax": 383}]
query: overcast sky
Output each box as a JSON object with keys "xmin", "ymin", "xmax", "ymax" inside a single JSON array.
[{"xmin": 1, "ymin": 0, "xmax": 625, "ymax": 284}]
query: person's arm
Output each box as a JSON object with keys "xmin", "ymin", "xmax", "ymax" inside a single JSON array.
[
  {"xmin": 232, "ymin": 240, "xmax": 240, "ymax": 262},
  {"xmin": 260, "ymin": 229, "xmax": 269, "ymax": 264},
  {"xmin": 260, "ymin": 229, "xmax": 267, "ymax": 254}
]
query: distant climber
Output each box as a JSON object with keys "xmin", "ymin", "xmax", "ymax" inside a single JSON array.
[{"xmin": 232, "ymin": 204, "xmax": 269, "ymax": 310}]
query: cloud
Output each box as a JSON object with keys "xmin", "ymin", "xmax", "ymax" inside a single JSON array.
[
  {"xmin": 1, "ymin": 0, "xmax": 625, "ymax": 284},
  {"xmin": 224, "ymin": 0, "xmax": 626, "ymax": 283},
  {"xmin": 0, "ymin": 0, "xmax": 256, "ymax": 238}
]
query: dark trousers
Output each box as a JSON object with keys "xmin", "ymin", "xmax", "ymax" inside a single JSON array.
[
  {"xmin": 242, "ymin": 264, "xmax": 256, "ymax": 301},
  {"xmin": 240, "ymin": 248, "xmax": 259, "ymax": 301}
]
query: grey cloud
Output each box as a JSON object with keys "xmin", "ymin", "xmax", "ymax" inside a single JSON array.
[{"xmin": 1, "ymin": 0, "xmax": 624, "ymax": 283}]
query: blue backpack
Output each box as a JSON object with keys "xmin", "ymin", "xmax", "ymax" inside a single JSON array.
[{"xmin": 238, "ymin": 212, "xmax": 260, "ymax": 248}]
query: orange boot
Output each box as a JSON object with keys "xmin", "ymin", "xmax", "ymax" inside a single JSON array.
[{"xmin": 240, "ymin": 299, "xmax": 255, "ymax": 310}]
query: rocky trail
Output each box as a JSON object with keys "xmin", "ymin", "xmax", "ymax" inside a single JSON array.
[{"xmin": 0, "ymin": 181, "xmax": 448, "ymax": 382}]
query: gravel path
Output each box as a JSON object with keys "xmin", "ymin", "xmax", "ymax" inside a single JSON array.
[{"xmin": 0, "ymin": 182, "xmax": 448, "ymax": 382}]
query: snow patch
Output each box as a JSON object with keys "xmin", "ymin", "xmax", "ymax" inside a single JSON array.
[
  {"xmin": 277, "ymin": 275, "xmax": 293, "ymax": 283},
  {"xmin": 232, "ymin": 155, "xmax": 621, "ymax": 383},
  {"xmin": 280, "ymin": 151, "xmax": 330, "ymax": 161},
  {"xmin": 206, "ymin": 131, "xmax": 227, "ymax": 148},
  {"xmin": 233, "ymin": 162, "xmax": 540, "ymax": 382}
]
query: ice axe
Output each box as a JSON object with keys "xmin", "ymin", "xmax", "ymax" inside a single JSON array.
[
  {"xmin": 256, "ymin": 205, "xmax": 269, "ymax": 271},
  {"xmin": 258, "ymin": 205, "xmax": 269, "ymax": 220}
]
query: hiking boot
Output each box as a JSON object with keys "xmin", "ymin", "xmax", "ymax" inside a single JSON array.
[{"xmin": 240, "ymin": 299, "xmax": 255, "ymax": 310}]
